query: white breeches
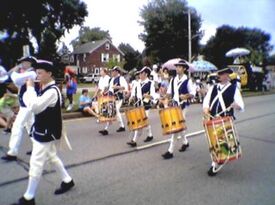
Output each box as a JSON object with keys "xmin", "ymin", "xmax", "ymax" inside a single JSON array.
[{"xmin": 8, "ymin": 107, "xmax": 34, "ymax": 156}]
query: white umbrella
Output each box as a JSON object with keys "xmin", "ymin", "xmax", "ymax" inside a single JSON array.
[
  {"xmin": 162, "ymin": 58, "xmax": 195, "ymax": 72},
  {"xmin": 225, "ymin": 47, "xmax": 250, "ymax": 58},
  {"xmin": 192, "ymin": 60, "xmax": 217, "ymax": 72}
]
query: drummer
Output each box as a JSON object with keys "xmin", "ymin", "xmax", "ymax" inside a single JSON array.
[
  {"xmin": 92, "ymin": 67, "xmax": 110, "ymax": 115},
  {"xmin": 162, "ymin": 60, "xmax": 196, "ymax": 159},
  {"xmin": 98, "ymin": 66, "xmax": 128, "ymax": 135},
  {"xmin": 203, "ymin": 67, "xmax": 244, "ymax": 176},
  {"xmin": 127, "ymin": 66, "xmax": 158, "ymax": 147}
]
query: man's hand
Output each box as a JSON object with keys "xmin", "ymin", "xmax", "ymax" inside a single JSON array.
[
  {"xmin": 231, "ymin": 102, "xmax": 241, "ymax": 110},
  {"xmin": 26, "ymin": 78, "xmax": 34, "ymax": 87}
]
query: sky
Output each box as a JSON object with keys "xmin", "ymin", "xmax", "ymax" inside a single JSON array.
[{"xmin": 61, "ymin": 0, "xmax": 275, "ymax": 53}]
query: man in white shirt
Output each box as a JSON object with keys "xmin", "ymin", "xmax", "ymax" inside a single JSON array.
[
  {"xmin": 12, "ymin": 60, "xmax": 74, "ymax": 205},
  {"xmin": 98, "ymin": 66, "xmax": 128, "ymax": 135},
  {"xmin": 2, "ymin": 56, "xmax": 37, "ymax": 161},
  {"xmin": 162, "ymin": 60, "xmax": 196, "ymax": 159},
  {"xmin": 203, "ymin": 67, "xmax": 244, "ymax": 176}
]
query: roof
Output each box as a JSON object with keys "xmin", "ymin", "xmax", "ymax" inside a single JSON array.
[{"xmin": 72, "ymin": 39, "xmax": 124, "ymax": 56}]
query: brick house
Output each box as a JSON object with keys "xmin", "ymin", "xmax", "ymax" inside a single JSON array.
[{"xmin": 71, "ymin": 39, "xmax": 124, "ymax": 75}]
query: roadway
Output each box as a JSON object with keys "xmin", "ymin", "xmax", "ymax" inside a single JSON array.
[{"xmin": 0, "ymin": 94, "xmax": 275, "ymax": 205}]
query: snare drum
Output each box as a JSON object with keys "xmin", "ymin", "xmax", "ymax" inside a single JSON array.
[
  {"xmin": 97, "ymin": 96, "xmax": 117, "ymax": 123},
  {"xmin": 125, "ymin": 107, "xmax": 149, "ymax": 131},
  {"xmin": 203, "ymin": 116, "xmax": 241, "ymax": 164},
  {"xmin": 159, "ymin": 106, "xmax": 186, "ymax": 135}
]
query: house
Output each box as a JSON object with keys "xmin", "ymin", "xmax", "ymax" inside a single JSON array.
[{"xmin": 71, "ymin": 38, "xmax": 124, "ymax": 75}]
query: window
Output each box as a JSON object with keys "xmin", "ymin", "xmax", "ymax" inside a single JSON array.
[
  {"xmin": 105, "ymin": 43, "xmax": 110, "ymax": 50},
  {"xmin": 101, "ymin": 53, "xmax": 109, "ymax": 62},
  {"xmin": 83, "ymin": 53, "xmax": 86, "ymax": 62},
  {"xmin": 113, "ymin": 54, "xmax": 120, "ymax": 62}
]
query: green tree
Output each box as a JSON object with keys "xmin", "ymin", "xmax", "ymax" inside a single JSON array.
[
  {"xmin": 139, "ymin": 0, "xmax": 202, "ymax": 63},
  {"xmin": 0, "ymin": 0, "xmax": 87, "ymax": 67},
  {"xmin": 203, "ymin": 25, "xmax": 273, "ymax": 68},
  {"xmin": 118, "ymin": 43, "xmax": 141, "ymax": 71},
  {"xmin": 71, "ymin": 27, "xmax": 111, "ymax": 47}
]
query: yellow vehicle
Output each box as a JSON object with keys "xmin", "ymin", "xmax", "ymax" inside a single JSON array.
[{"xmin": 227, "ymin": 65, "xmax": 248, "ymax": 87}]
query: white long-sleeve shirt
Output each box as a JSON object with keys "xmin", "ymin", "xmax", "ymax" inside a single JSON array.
[
  {"xmin": 203, "ymin": 82, "xmax": 244, "ymax": 112},
  {"xmin": 23, "ymin": 81, "xmax": 62, "ymax": 115},
  {"xmin": 11, "ymin": 69, "xmax": 37, "ymax": 88},
  {"xmin": 167, "ymin": 74, "xmax": 196, "ymax": 105}
]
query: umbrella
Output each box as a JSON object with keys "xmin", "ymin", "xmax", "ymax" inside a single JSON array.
[
  {"xmin": 162, "ymin": 58, "xmax": 195, "ymax": 72},
  {"xmin": 192, "ymin": 60, "xmax": 218, "ymax": 72},
  {"xmin": 225, "ymin": 47, "xmax": 250, "ymax": 58}
]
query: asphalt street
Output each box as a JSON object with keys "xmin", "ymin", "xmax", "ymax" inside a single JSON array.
[{"xmin": 0, "ymin": 94, "xmax": 275, "ymax": 205}]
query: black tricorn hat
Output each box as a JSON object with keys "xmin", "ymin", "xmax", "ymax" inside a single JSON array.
[
  {"xmin": 217, "ymin": 67, "xmax": 233, "ymax": 75},
  {"xmin": 33, "ymin": 60, "xmax": 55, "ymax": 73},
  {"xmin": 17, "ymin": 56, "xmax": 37, "ymax": 64},
  {"xmin": 174, "ymin": 59, "xmax": 189, "ymax": 69},
  {"xmin": 137, "ymin": 66, "xmax": 152, "ymax": 75}
]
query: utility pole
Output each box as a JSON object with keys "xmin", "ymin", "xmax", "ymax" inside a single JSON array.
[{"xmin": 188, "ymin": 9, "xmax": 191, "ymax": 77}]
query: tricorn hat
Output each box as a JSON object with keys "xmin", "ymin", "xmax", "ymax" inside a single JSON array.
[
  {"xmin": 17, "ymin": 56, "xmax": 37, "ymax": 64},
  {"xmin": 217, "ymin": 67, "xmax": 233, "ymax": 75},
  {"xmin": 137, "ymin": 66, "xmax": 152, "ymax": 76},
  {"xmin": 33, "ymin": 60, "xmax": 55, "ymax": 73},
  {"xmin": 174, "ymin": 59, "xmax": 189, "ymax": 69}
]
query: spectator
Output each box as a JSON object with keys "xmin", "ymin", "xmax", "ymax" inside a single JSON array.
[
  {"xmin": 79, "ymin": 89, "xmax": 98, "ymax": 117},
  {"xmin": 65, "ymin": 73, "xmax": 77, "ymax": 111}
]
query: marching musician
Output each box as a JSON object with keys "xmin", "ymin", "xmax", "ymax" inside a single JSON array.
[
  {"xmin": 98, "ymin": 66, "xmax": 128, "ymax": 135},
  {"xmin": 203, "ymin": 67, "xmax": 244, "ymax": 176},
  {"xmin": 1, "ymin": 56, "xmax": 38, "ymax": 161},
  {"xmin": 12, "ymin": 60, "xmax": 74, "ymax": 205},
  {"xmin": 127, "ymin": 66, "xmax": 157, "ymax": 147},
  {"xmin": 162, "ymin": 60, "xmax": 196, "ymax": 159},
  {"xmin": 91, "ymin": 67, "xmax": 110, "ymax": 116}
]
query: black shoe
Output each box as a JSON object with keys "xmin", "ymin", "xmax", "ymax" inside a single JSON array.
[
  {"xmin": 144, "ymin": 136, "xmax": 153, "ymax": 142},
  {"xmin": 54, "ymin": 180, "xmax": 75, "ymax": 195},
  {"xmin": 12, "ymin": 197, "xmax": 35, "ymax": 205},
  {"xmin": 162, "ymin": 151, "xmax": 174, "ymax": 159},
  {"xmin": 99, "ymin": 130, "xmax": 108, "ymax": 135},
  {"xmin": 3, "ymin": 128, "xmax": 11, "ymax": 134},
  {"xmin": 127, "ymin": 141, "xmax": 137, "ymax": 147},
  {"xmin": 207, "ymin": 166, "xmax": 218, "ymax": 177},
  {"xmin": 1, "ymin": 154, "xmax": 17, "ymax": 161},
  {"xmin": 116, "ymin": 127, "xmax": 125, "ymax": 132},
  {"xmin": 26, "ymin": 151, "xmax": 32, "ymax": 155},
  {"xmin": 179, "ymin": 143, "xmax": 189, "ymax": 152}
]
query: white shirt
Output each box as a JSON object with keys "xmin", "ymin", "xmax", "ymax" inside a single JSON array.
[
  {"xmin": 167, "ymin": 74, "xmax": 196, "ymax": 105},
  {"xmin": 108, "ymin": 75, "xmax": 128, "ymax": 93},
  {"xmin": 203, "ymin": 82, "xmax": 244, "ymax": 111},
  {"xmin": 98, "ymin": 75, "xmax": 110, "ymax": 92},
  {"xmin": 130, "ymin": 78, "xmax": 158, "ymax": 101},
  {"xmin": 23, "ymin": 81, "xmax": 62, "ymax": 115},
  {"xmin": 11, "ymin": 69, "xmax": 37, "ymax": 88}
]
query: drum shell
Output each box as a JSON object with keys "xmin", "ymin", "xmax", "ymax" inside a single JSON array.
[
  {"xmin": 203, "ymin": 116, "xmax": 241, "ymax": 164},
  {"xmin": 159, "ymin": 106, "xmax": 186, "ymax": 135},
  {"xmin": 125, "ymin": 107, "xmax": 149, "ymax": 131},
  {"xmin": 97, "ymin": 96, "xmax": 116, "ymax": 123}
]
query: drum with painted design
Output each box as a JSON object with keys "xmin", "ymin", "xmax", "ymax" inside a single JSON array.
[{"xmin": 203, "ymin": 116, "xmax": 241, "ymax": 164}]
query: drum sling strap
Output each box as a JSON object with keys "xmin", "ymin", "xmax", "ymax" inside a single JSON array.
[{"xmin": 210, "ymin": 83, "xmax": 231, "ymax": 116}]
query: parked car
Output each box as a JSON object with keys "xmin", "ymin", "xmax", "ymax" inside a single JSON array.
[{"xmin": 82, "ymin": 73, "xmax": 100, "ymax": 83}]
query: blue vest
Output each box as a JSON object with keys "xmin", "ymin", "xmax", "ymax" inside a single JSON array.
[
  {"xmin": 113, "ymin": 76, "xmax": 123, "ymax": 100},
  {"xmin": 171, "ymin": 78, "xmax": 190, "ymax": 109},
  {"xmin": 209, "ymin": 84, "xmax": 236, "ymax": 118},
  {"xmin": 141, "ymin": 81, "xmax": 152, "ymax": 110},
  {"xmin": 19, "ymin": 83, "xmax": 40, "ymax": 107},
  {"xmin": 32, "ymin": 84, "xmax": 62, "ymax": 142}
]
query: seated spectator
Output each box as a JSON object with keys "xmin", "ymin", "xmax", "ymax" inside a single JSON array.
[
  {"xmin": 0, "ymin": 93, "xmax": 19, "ymax": 133},
  {"xmin": 78, "ymin": 89, "xmax": 98, "ymax": 117}
]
